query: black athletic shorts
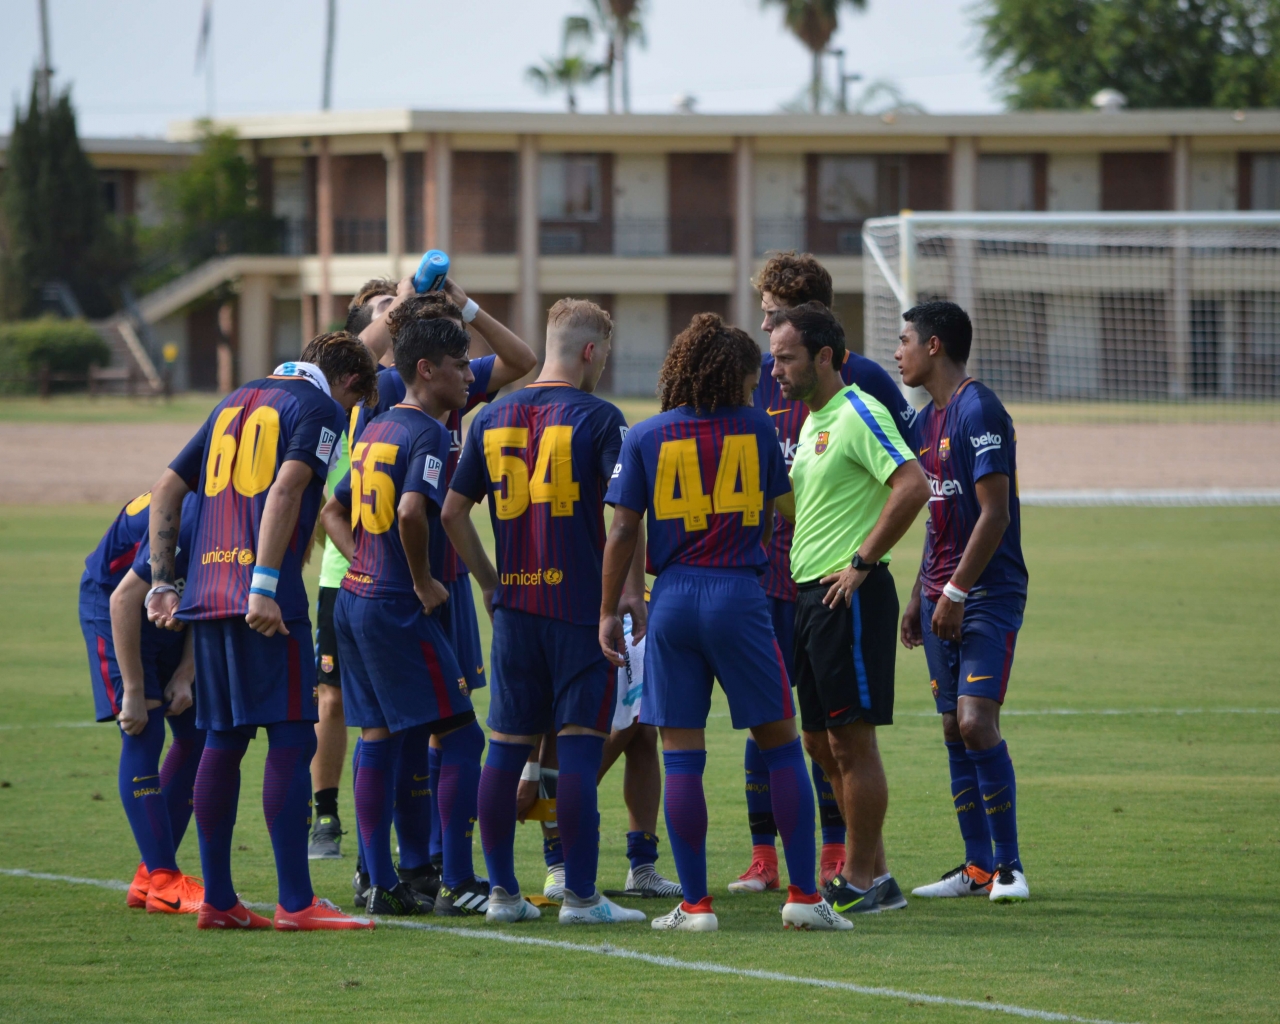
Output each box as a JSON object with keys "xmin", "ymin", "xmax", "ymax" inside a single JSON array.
[
  {"xmin": 793, "ymin": 563, "xmax": 898, "ymax": 732},
  {"xmin": 315, "ymin": 585, "xmax": 341, "ymax": 687}
]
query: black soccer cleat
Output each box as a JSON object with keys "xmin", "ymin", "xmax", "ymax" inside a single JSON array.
[
  {"xmin": 308, "ymin": 813, "xmax": 345, "ymax": 860},
  {"xmin": 822, "ymin": 874, "xmax": 885, "ymax": 914},
  {"xmin": 397, "ymin": 861, "xmax": 442, "ymax": 902},
  {"xmin": 352, "ymin": 869, "xmax": 371, "ymax": 910},
  {"xmin": 877, "ymin": 875, "xmax": 909, "ymax": 911},
  {"xmin": 366, "ymin": 881, "xmax": 430, "ymax": 916},
  {"xmin": 433, "ymin": 876, "xmax": 490, "ymax": 917}
]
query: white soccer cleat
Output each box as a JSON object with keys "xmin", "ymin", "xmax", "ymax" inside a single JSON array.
[
  {"xmin": 911, "ymin": 862, "xmax": 994, "ymax": 898},
  {"xmin": 559, "ymin": 888, "xmax": 646, "ymax": 925},
  {"xmin": 485, "ymin": 885, "xmax": 541, "ymax": 923},
  {"xmin": 781, "ymin": 887, "xmax": 854, "ymax": 932},
  {"xmin": 543, "ymin": 863, "xmax": 565, "ymax": 902},
  {"xmin": 651, "ymin": 897, "xmax": 718, "ymax": 932},
  {"xmin": 989, "ymin": 865, "xmax": 1029, "ymax": 903}
]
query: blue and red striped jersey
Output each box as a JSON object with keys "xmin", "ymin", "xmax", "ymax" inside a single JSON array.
[
  {"xmin": 754, "ymin": 350, "xmax": 918, "ymax": 601},
  {"xmin": 917, "ymin": 378, "xmax": 1028, "ymax": 601},
  {"xmin": 169, "ymin": 375, "xmax": 345, "ymax": 621},
  {"xmin": 82, "ymin": 491, "xmax": 155, "ymax": 590},
  {"xmin": 355, "ymin": 358, "xmax": 496, "ymax": 582},
  {"xmin": 130, "ymin": 492, "xmax": 199, "ymax": 588},
  {"xmin": 606, "ymin": 404, "xmax": 790, "ymax": 578},
  {"xmin": 335, "ymin": 404, "xmax": 450, "ymax": 599},
  {"xmin": 451, "ymin": 383, "xmax": 628, "ymax": 625}
]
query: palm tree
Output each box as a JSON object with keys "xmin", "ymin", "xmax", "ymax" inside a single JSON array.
[
  {"xmin": 762, "ymin": 0, "xmax": 868, "ymax": 114},
  {"xmin": 526, "ymin": 18, "xmax": 607, "ymax": 113},
  {"xmin": 608, "ymin": 0, "xmax": 646, "ymax": 113}
]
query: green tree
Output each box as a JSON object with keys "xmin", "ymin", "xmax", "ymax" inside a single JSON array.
[
  {"xmin": 978, "ymin": 0, "xmax": 1280, "ymax": 109},
  {"xmin": 526, "ymin": 19, "xmax": 608, "ymax": 112},
  {"xmin": 762, "ymin": 0, "xmax": 868, "ymax": 114},
  {"xmin": 0, "ymin": 84, "xmax": 131, "ymax": 319}
]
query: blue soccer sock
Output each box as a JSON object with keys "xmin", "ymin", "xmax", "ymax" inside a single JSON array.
[
  {"xmin": 263, "ymin": 721, "xmax": 317, "ymax": 913},
  {"xmin": 428, "ymin": 742, "xmax": 444, "ymax": 865},
  {"xmin": 118, "ymin": 708, "xmax": 178, "ymax": 873},
  {"xmin": 354, "ymin": 735, "xmax": 402, "ymax": 891},
  {"xmin": 812, "ymin": 759, "xmax": 845, "ymax": 846},
  {"xmin": 351, "ymin": 737, "xmax": 367, "ymax": 877},
  {"xmin": 543, "ymin": 834, "xmax": 564, "ymax": 868},
  {"xmin": 743, "ymin": 736, "xmax": 777, "ymax": 846},
  {"xmin": 477, "ymin": 740, "xmax": 532, "ymax": 895},
  {"xmin": 663, "ymin": 749, "xmax": 708, "ymax": 905},
  {"xmin": 160, "ymin": 707, "xmax": 205, "ymax": 854},
  {"xmin": 556, "ymin": 734, "xmax": 604, "ymax": 901},
  {"xmin": 969, "ymin": 740, "xmax": 1021, "ymax": 871},
  {"xmin": 626, "ymin": 830, "xmax": 659, "ymax": 870},
  {"xmin": 436, "ymin": 721, "xmax": 484, "ymax": 889},
  {"xmin": 947, "ymin": 741, "xmax": 993, "ymax": 872},
  {"xmin": 394, "ymin": 724, "xmax": 433, "ymax": 872},
  {"xmin": 193, "ymin": 729, "xmax": 251, "ymax": 912},
  {"xmin": 761, "ymin": 738, "xmax": 817, "ymax": 895}
]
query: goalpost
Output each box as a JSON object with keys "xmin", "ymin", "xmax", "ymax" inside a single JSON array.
[{"xmin": 861, "ymin": 212, "xmax": 1280, "ymax": 412}]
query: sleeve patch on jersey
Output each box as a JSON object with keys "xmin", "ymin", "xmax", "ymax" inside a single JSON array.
[
  {"xmin": 970, "ymin": 432, "xmax": 1002, "ymax": 457},
  {"xmin": 316, "ymin": 426, "xmax": 338, "ymax": 463},
  {"xmin": 619, "ymin": 425, "xmax": 629, "ymax": 441},
  {"xmin": 424, "ymin": 454, "xmax": 443, "ymax": 487},
  {"xmin": 611, "ymin": 462, "xmax": 622, "ymax": 479}
]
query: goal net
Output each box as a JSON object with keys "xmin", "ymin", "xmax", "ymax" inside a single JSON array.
[{"xmin": 862, "ymin": 213, "xmax": 1280, "ymax": 416}]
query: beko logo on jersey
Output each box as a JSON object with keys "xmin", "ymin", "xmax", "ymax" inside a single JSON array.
[
  {"xmin": 316, "ymin": 427, "xmax": 338, "ymax": 462},
  {"xmin": 777, "ymin": 437, "xmax": 798, "ymax": 465},
  {"xmin": 928, "ymin": 477, "xmax": 964, "ymax": 502},
  {"xmin": 970, "ymin": 432, "xmax": 1002, "ymax": 455},
  {"xmin": 423, "ymin": 455, "xmax": 443, "ymax": 487}
]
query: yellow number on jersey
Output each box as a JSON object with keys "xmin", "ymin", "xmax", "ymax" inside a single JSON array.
[
  {"xmin": 125, "ymin": 492, "xmax": 152, "ymax": 516},
  {"xmin": 349, "ymin": 441, "xmax": 400, "ymax": 535},
  {"xmin": 204, "ymin": 406, "xmax": 244, "ymax": 497},
  {"xmin": 653, "ymin": 438, "xmax": 714, "ymax": 531},
  {"xmin": 348, "ymin": 442, "xmax": 367, "ymax": 531},
  {"xmin": 484, "ymin": 427, "xmax": 531, "ymax": 520},
  {"xmin": 231, "ymin": 406, "xmax": 281, "ymax": 497},
  {"xmin": 529, "ymin": 425, "xmax": 580, "ymax": 516},
  {"xmin": 711, "ymin": 434, "xmax": 763, "ymax": 526}
]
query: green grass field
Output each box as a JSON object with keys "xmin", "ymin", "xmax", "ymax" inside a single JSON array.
[{"xmin": 1, "ymin": 504, "xmax": 1278, "ymax": 1024}]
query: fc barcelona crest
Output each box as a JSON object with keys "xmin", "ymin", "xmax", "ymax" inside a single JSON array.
[
  {"xmin": 320, "ymin": 654, "xmax": 334, "ymax": 675},
  {"xmin": 939, "ymin": 437, "xmax": 951, "ymax": 462},
  {"xmin": 815, "ymin": 431, "xmax": 830, "ymax": 455},
  {"xmin": 458, "ymin": 679, "xmax": 470, "ymax": 697}
]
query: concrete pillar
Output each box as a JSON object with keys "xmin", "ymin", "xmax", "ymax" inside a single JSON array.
[
  {"xmin": 1171, "ymin": 135, "xmax": 1192, "ymax": 396},
  {"xmin": 317, "ymin": 136, "xmax": 334, "ymax": 328},
  {"xmin": 425, "ymin": 132, "xmax": 452, "ymax": 253},
  {"xmin": 732, "ymin": 135, "xmax": 756, "ymax": 332},
  {"xmin": 301, "ymin": 293, "xmax": 316, "ymax": 343},
  {"xmin": 950, "ymin": 136, "xmax": 977, "ymax": 212},
  {"xmin": 1172, "ymin": 136, "xmax": 1191, "ymax": 211},
  {"xmin": 385, "ymin": 134, "xmax": 404, "ymax": 269},
  {"xmin": 238, "ymin": 274, "xmax": 273, "ymax": 384},
  {"xmin": 517, "ymin": 134, "xmax": 541, "ymax": 354}
]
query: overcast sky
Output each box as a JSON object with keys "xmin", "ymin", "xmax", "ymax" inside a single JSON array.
[{"xmin": 2, "ymin": 0, "xmax": 1003, "ymax": 137}]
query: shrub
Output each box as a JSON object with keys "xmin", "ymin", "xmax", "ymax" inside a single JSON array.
[{"xmin": 0, "ymin": 317, "xmax": 112, "ymax": 393}]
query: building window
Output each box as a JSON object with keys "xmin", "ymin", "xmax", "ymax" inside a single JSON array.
[
  {"xmin": 540, "ymin": 155, "xmax": 602, "ymax": 222},
  {"xmin": 815, "ymin": 156, "xmax": 881, "ymax": 221},
  {"xmin": 1251, "ymin": 154, "xmax": 1280, "ymax": 210},
  {"xmin": 978, "ymin": 155, "xmax": 1037, "ymax": 211}
]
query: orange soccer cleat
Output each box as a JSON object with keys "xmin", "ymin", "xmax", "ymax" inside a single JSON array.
[
  {"xmin": 274, "ymin": 896, "xmax": 375, "ymax": 931},
  {"xmin": 126, "ymin": 863, "xmax": 150, "ymax": 909},
  {"xmin": 818, "ymin": 843, "xmax": 846, "ymax": 888},
  {"xmin": 727, "ymin": 845, "xmax": 779, "ymax": 892},
  {"xmin": 145, "ymin": 869, "xmax": 205, "ymax": 914},
  {"xmin": 197, "ymin": 900, "xmax": 273, "ymax": 930}
]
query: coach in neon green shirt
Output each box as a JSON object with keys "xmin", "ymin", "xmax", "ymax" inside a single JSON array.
[{"xmin": 771, "ymin": 301, "xmax": 928, "ymax": 914}]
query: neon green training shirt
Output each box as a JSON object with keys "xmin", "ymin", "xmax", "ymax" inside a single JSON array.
[
  {"xmin": 789, "ymin": 384, "xmax": 916, "ymax": 584},
  {"xmin": 317, "ymin": 430, "xmax": 351, "ymax": 590}
]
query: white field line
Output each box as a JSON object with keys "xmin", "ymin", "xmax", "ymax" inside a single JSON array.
[
  {"xmin": 707, "ymin": 708, "xmax": 1278, "ymax": 720},
  {"xmin": 0, "ymin": 867, "xmax": 1134, "ymax": 1024},
  {"xmin": 1019, "ymin": 489, "xmax": 1280, "ymax": 507}
]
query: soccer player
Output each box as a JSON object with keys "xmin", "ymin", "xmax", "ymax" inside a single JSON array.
[
  {"xmin": 147, "ymin": 332, "xmax": 378, "ymax": 931},
  {"xmin": 80, "ymin": 491, "xmax": 206, "ymax": 913},
  {"xmin": 319, "ymin": 316, "xmax": 488, "ymax": 917},
  {"xmin": 771, "ymin": 302, "xmax": 928, "ymax": 915},
  {"xmin": 601, "ymin": 313, "xmax": 850, "ymax": 934},
  {"xmin": 739, "ymin": 250, "xmax": 919, "ymax": 892},
  {"xmin": 443, "ymin": 298, "xmax": 646, "ymax": 926},
  {"xmin": 309, "ymin": 279, "xmax": 400, "ymax": 861},
  {"xmin": 894, "ymin": 301, "xmax": 1031, "ymax": 903}
]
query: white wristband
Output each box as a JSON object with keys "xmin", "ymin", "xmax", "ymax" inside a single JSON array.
[
  {"xmin": 520, "ymin": 762, "xmax": 541, "ymax": 783},
  {"xmin": 144, "ymin": 584, "xmax": 177, "ymax": 610},
  {"xmin": 250, "ymin": 567, "xmax": 280, "ymax": 597},
  {"xmin": 943, "ymin": 581, "xmax": 968, "ymax": 604},
  {"xmin": 461, "ymin": 298, "xmax": 480, "ymax": 323}
]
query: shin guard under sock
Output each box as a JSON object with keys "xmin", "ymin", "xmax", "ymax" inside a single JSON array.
[
  {"xmin": 662, "ymin": 749, "xmax": 708, "ymax": 905},
  {"xmin": 969, "ymin": 740, "xmax": 1021, "ymax": 871},
  {"xmin": 159, "ymin": 706, "xmax": 205, "ymax": 853},
  {"xmin": 118, "ymin": 708, "xmax": 177, "ymax": 873},
  {"xmin": 947, "ymin": 741, "xmax": 993, "ymax": 872},
  {"xmin": 812, "ymin": 759, "xmax": 845, "ymax": 846},
  {"xmin": 556, "ymin": 734, "xmax": 605, "ymax": 900},
  {"xmin": 760, "ymin": 738, "xmax": 817, "ymax": 895},
  {"xmin": 354, "ymin": 735, "xmax": 401, "ymax": 891},
  {"xmin": 393, "ymin": 724, "xmax": 433, "ymax": 871},
  {"xmin": 263, "ymin": 721, "xmax": 318, "ymax": 913},
  {"xmin": 743, "ymin": 736, "xmax": 777, "ymax": 846},
  {"xmin": 194, "ymin": 729, "xmax": 250, "ymax": 912},
  {"xmin": 436, "ymin": 721, "xmax": 484, "ymax": 888},
  {"xmin": 428, "ymin": 743, "xmax": 443, "ymax": 865},
  {"xmin": 477, "ymin": 740, "xmax": 533, "ymax": 895}
]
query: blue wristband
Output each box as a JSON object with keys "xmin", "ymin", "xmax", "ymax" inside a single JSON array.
[{"xmin": 250, "ymin": 566, "xmax": 280, "ymax": 598}]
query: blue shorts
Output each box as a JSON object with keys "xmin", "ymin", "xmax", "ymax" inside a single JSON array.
[
  {"xmin": 920, "ymin": 594, "xmax": 1025, "ymax": 713},
  {"xmin": 442, "ymin": 575, "xmax": 486, "ymax": 693},
  {"xmin": 488, "ymin": 606, "xmax": 615, "ymax": 735},
  {"xmin": 641, "ymin": 566, "xmax": 793, "ymax": 731},
  {"xmin": 79, "ymin": 576, "xmax": 184, "ymax": 722},
  {"xmin": 334, "ymin": 589, "xmax": 473, "ymax": 733},
  {"xmin": 769, "ymin": 596, "xmax": 796, "ymax": 685},
  {"xmin": 193, "ymin": 616, "xmax": 317, "ymax": 731}
]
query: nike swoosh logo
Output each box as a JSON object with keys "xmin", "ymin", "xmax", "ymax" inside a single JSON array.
[
  {"xmin": 953, "ymin": 787, "xmax": 974, "ymax": 799},
  {"xmin": 982, "ymin": 786, "xmax": 1009, "ymax": 801},
  {"xmin": 132, "ymin": 775, "xmax": 159, "ymax": 782},
  {"xmin": 829, "ymin": 705, "xmax": 852, "ymax": 718},
  {"xmin": 155, "ymin": 896, "xmax": 182, "ymax": 910},
  {"xmin": 412, "ymin": 774, "xmax": 429, "ymax": 781},
  {"xmin": 831, "ymin": 895, "xmax": 864, "ymax": 913},
  {"xmin": 229, "ymin": 913, "xmax": 251, "ymax": 927},
  {"xmin": 918, "ymin": 447, "xmax": 931, "ymax": 455},
  {"xmin": 966, "ymin": 673, "xmax": 993, "ymax": 683},
  {"xmin": 765, "ymin": 408, "xmax": 788, "ymax": 417}
]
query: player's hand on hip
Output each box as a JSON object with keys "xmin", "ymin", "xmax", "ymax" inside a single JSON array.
[
  {"xmin": 598, "ymin": 614, "xmax": 627, "ymax": 668},
  {"xmin": 246, "ymin": 594, "xmax": 289, "ymax": 637},
  {"xmin": 148, "ymin": 589, "xmax": 182, "ymax": 631},
  {"xmin": 118, "ymin": 694, "xmax": 149, "ymax": 736},
  {"xmin": 901, "ymin": 592, "xmax": 924, "ymax": 649},
  {"xmin": 930, "ymin": 594, "xmax": 964, "ymax": 643},
  {"xmin": 618, "ymin": 591, "xmax": 647, "ymax": 644},
  {"xmin": 163, "ymin": 677, "xmax": 194, "ymax": 716},
  {"xmin": 416, "ymin": 579, "xmax": 449, "ymax": 616},
  {"xmin": 820, "ymin": 566, "xmax": 867, "ymax": 609}
]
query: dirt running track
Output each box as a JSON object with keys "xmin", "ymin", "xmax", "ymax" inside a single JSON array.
[{"xmin": 2, "ymin": 421, "xmax": 1278, "ymax": 506}]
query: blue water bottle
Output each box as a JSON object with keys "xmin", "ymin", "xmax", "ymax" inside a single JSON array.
[{"xmin": 413, "ymin": 249, "xmax": 450, "ymax": 293}]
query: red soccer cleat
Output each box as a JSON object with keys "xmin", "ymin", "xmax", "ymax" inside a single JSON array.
[
  {"xmin": 274, "ymin": 896, "xmax": 375, "ymax": 931},
  {"xmin": 126, "ymin": 863, "xmax": 149, "ymax": 909},
  {"xmin": 727, "ymin": 845, "xmax": 779, "ymax": 892},
  {"xmin": 146, "ymin": 870, "xmax": 205, "ymax": 914},
  {"xmin": 197, "ymin": 900, "xmax": 273, "ymax": 930},
  {"xmin": 819, "ymin": 843, "xmax": 846, "ymax": 888}
]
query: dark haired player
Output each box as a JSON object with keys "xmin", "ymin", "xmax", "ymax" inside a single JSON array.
[
  {"xmin": 739, "ymin": 251, "xmax": 919, "ymax": 892},
  {"xmin": 602, "ymin": 313, "xmax": 851, "ymax": 933},
  {"xmin": 895, "ymin": 301, "xmax": 1030, "ymax": 903},
  {"xmin": 320, "ymin": 317, "xmax": 488, "ymax": 917},
  {"xmin": 147, "ymin": 332, "xmax": 378, "ymax": 931},
  {"xmin": 79, "ymin": 491, "xmax": 206, "ymax": 913},
  {"xmin": 444, "ymin": 299, "xmax": 646, "ymax": 926}
]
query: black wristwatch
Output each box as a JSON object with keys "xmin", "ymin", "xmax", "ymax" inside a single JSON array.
[{"xmin": 851, "ymin": 551, "xmax": 875, "ymax": 572}]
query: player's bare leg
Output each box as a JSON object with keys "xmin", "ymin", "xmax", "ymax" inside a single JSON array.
[
  {"xmin": 803, "ymin": 728, "xmax": 888, "ymax": 880},
  {"xmin": 599, "ymin": 722, "xmax": 681, "ymax": 898}
]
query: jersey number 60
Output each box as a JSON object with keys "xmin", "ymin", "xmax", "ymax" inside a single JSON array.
[{"xmin": 204, "ymin": 405, "xmax": 281, "ymax": 498}]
